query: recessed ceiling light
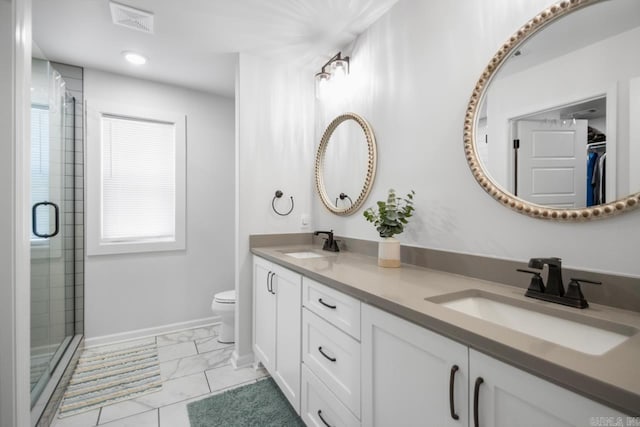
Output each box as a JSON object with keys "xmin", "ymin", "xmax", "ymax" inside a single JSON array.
[{"xmin": 122, "ymin": 51, "xmax": 147, "ymax": 65}]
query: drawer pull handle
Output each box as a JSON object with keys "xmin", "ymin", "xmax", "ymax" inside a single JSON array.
[
  {"xmin": 317, "ymin": 410, "xmax": 333, "ymax": 427},
  {"xmin": 269, "ymin": 272, "xmax": 275, "ymax": 295},
  {"xmin": 318, "ymin": 298, "xmax": 336, "ymax": 309},
  {"xmin": 474, "ymin": 376, "xmax": 484, "ymax": 427},
  {"xmin": 266, "ymin": 272, "xmax": 272, "ymax": 293},
  {"xmin": 449, "ymin": 365, "xmax": 459, "ymax": 420},
  {"xmin": 318, "ymin": 346, "xmax": 336, "ymax": 362}
]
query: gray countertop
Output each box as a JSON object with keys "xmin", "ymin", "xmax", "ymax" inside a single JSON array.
[{"xmin": 251, "ymin": 244, "xmax": 640, "ymax": 416}]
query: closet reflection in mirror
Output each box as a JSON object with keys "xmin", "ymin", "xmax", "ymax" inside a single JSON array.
[{"xmin": 476, "ymin": 0, "xmax": 640, "ymax": 209}]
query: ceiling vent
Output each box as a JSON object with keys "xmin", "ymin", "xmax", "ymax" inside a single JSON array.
[{"xmin": 109, "ymin": 1, "xmax": 154, "ymax": 34}]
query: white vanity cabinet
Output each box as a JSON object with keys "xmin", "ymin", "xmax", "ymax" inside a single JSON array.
[
  {"xmin": 253, "ymin": 253, "xmax": 632, "ymax": 424},
  {"xmin": 469, "ymin": 349, "xmax": 627, "ymax": 427},
  {"xmin": 361, "ymin": 302, "xmax": 627, "ymax": 427},
  {"xmin": 252, "ymin": 256, "xmax": 302, "ymax": 413},
  {"xmin": 361, "ymin": 303, "xmax": 469, "ymax": 427},
  {"xmin": 301, "ymin": 277, "xmax": 362, "ymax": 426}
]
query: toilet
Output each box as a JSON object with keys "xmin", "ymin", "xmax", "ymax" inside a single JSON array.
[{"xmin": 211, "ymin": 290, "xmax": 236, "ymax": 344}]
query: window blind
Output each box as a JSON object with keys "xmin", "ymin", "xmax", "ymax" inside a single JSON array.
[
  {"xmin": 31, "ymin": 106, "xmax": 50, "ymax": 240},
  {"xmin": 101, "ymin": 115, "xmax": 176, "ymax": 242}
]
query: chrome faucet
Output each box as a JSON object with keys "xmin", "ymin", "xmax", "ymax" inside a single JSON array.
[{"xmin": 314, "ymin": 230, "xmax": 340, "ymax": 252}]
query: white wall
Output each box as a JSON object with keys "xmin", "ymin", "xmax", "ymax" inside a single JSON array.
[
  {"xmin": 84, "ymin": 69, "xmax": 235, "ymax": 340},
  {"xmin": 235, "ymin": 53, "xmax": 315, "ymax": 363},
  {"xmin": 313, "ymin": 0, "xmax": 640, "ymax": 278}
]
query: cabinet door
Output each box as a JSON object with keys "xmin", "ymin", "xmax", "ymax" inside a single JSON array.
[
  {"xmin": 469, "ymin": 349, "xmax": 627, "ymax": 427},
  {"xmin": 272, "ymin": 263, "xmax": 302, "ymax": 413},
  {"xmin": 362, "ymin": 304, "xmax": 469, "ymax": 427},
  {"xmin": 253, "ymin": 257, "xmax": 276, "ymax": 373}
]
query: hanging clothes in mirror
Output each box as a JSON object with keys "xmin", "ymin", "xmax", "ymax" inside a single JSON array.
[{"xmin": 586, "ymin": 126, "xmax": 606, "ymax": 207}]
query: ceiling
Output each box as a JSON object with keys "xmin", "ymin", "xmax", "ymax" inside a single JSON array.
[{"xmin": 33, "ymin": 0, "xmax": 399, "ymax": 98}]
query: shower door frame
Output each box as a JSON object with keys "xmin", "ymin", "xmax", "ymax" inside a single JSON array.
[{"xmin": 1, "ymin": 1, "xmax": 34, "ymax": 426}]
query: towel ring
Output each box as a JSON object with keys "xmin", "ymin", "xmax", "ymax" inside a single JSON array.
[
  {"xmin": 272, "ymin": 190, "xmax": 294, "ymax": 216},
  {"xmin": 335, "ymin": 193, "xmax": 353, "ymax": 207}
]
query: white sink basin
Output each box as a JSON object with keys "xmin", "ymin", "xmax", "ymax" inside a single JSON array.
[
  {"xmin": 284, "ymin": 251, "xmax": 326, "ymax": 259},
  {"xmin": 432, "ymin": 291, "xmax": 634, "ymax": 355}
]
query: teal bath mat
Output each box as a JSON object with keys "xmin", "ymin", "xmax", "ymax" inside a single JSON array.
[{"xmin": 187, "ymin": 378, "xmax": 304, "ymax": 427}]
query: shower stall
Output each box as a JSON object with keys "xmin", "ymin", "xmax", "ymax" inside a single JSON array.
[{"xmin": 30, "ymin": 58, "xmax": 84, "ymax": 426}]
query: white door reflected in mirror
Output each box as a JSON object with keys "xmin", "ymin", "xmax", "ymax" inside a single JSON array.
[{"xmin": 514, "ymin": 119, "xmax": 588, "ymax": 208}]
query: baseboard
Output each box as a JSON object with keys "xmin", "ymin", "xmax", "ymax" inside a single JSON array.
[
  {"xmin": 84, "ymin": 316, "xmax": 221, "ymax": 348},
  {"xmin": 230, "ymin": 349, "xmax": 254, "ymax": 369}
]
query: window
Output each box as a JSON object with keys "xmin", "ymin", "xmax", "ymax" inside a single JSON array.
[
  {"xmin": 31, "ymin": 106, "xmax": 50, "ymax": 242},
  {"xmin": 87, "ymin": 101, "xmax": 186, "ymax": 255}
]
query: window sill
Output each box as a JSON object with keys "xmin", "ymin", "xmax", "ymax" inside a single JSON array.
[{"xmin": 87, "ymin": 238, "xmax": 185, "ymax": 256}]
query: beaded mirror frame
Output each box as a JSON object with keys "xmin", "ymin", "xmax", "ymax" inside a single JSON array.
[
  {"xmin": 463, "ymin": 0, "xmax": 640, "ymax": 221},
  {"xmin": 315, "ymin": 113, "xmax": 377, "ymax": 216}
]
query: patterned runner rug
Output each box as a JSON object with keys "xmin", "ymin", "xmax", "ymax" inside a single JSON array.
[{"xmin": 58, "ymin": 341, "xmax": 162, "ymax": 417}]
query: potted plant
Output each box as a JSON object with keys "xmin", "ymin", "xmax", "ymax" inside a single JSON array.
[{"xmin": 363, "ymin": 189, "xmax": 415, "ymax": 267}]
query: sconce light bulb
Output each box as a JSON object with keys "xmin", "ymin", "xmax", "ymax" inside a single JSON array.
[
  {"xmin": 330, "ymin": 58, "xmax": 349, "ymax": 79},
  {"xmin": 315, "ymin": 71, "xmax": 331, "ymax": 99}
]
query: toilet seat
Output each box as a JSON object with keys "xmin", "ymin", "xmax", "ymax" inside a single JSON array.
[{"xmin": 214, "ymin": 290, "xmax": 236, "ymax": 304}]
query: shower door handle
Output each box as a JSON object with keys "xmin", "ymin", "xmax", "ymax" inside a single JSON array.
[{"xmin": 32, "ymin": 201, "xmax": 60, "ymax": 238}]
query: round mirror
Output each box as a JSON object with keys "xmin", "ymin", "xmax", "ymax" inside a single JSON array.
[
  {"xmin": 315, "ymin": 113, "xmax": 377, "ymax": 215},
  {"xmin": 464, "ymin": 0, "xmax": 640, "ymax": 220}
]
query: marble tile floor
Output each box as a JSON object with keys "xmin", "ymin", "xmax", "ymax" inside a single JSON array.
[{"xmin": 51, "ymin": 325, "xmax": 268, "ymax": 427}]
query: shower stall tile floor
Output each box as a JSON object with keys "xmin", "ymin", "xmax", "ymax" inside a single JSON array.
[{"xmin": 51, "ymin": 325, "xmax": 267, "ymax": 427}]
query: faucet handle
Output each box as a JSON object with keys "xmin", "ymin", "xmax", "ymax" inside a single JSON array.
[
  {"xmin": 568, "ymin": 277, "xmax": 602, "ymax": 285},
  {"xmin": 516, "ymin": 269, "xmax": 545, "ymax": 293},
  {"xmin": 565, "ymin": 278, "xmax": 602, "ymax": 308}
]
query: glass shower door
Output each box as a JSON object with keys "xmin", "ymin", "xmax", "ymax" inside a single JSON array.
[{"xmin": 30, "ymin": 59, "xmax": 75, "ymax": 407}]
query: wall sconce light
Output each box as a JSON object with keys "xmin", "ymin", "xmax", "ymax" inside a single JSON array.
[{"xmin": 315, "ymin": 52, "xmax": 350, "ymax": 99}]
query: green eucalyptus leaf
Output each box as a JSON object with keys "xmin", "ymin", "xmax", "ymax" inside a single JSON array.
[{"xmin": 363, "ymin": 189, "xmax": 416, "ymax": 238}]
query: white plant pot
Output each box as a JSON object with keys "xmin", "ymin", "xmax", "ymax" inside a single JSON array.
[{"xmin": 378, "ymin": 237, "xmax": 401, "ymax": 268}]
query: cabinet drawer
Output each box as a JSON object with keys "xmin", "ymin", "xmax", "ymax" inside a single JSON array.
[
  {"xmin": 303, "ymin": 277, "xmax": 361, "ymax": 340},
  {"xmin": 301, "ymin": 364, "xmax": 360, "ymax": 427},
  {"xmin": 303, "ymin": 309, "xmax": 360, "ymax": 417}
]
